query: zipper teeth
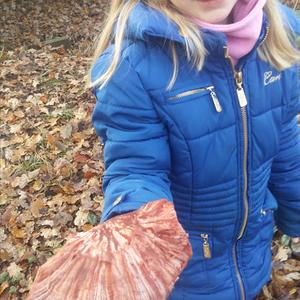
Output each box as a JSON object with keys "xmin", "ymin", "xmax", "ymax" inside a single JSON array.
[
  {"xmin": 225, "ymin": 24, "xmax": 268, "ymax": 300},
  {"xmin": 259, "ymin": 25, "xmax": 270, "ymax": 47},
  {"xmin": 224, "ymin": 47, "xmax": 248, "ymax": 300},
  {"xmin": 234, "ymin": 95, "xmax": 248, "ymax": 300},
  {"xmin": 168, "ymin": 86, "xmax": 213, "ymax": 100},
  {"xmin": 232, "ymin": 83, "xmax": 247, "ymax": 300},
  {"xmin": 233, "ymin": 75, "xmax": 249, "ymax": 300},
  {"xmin": 238, "ymin": 107, "xmax": 249, "ymax": 239},
  {"xmin": 232, "ymin": 244, "xmax": 245, "ymax": 300}
]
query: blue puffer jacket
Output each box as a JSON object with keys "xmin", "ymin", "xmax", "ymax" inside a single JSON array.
[{"xmin": 91, "ymin": 2, "xmax": 300, "ymax": 300}]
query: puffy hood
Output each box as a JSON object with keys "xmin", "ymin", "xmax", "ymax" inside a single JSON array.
[{"xmin": 113, "ymin": 2, "xmax": 300, "ymax": 48}]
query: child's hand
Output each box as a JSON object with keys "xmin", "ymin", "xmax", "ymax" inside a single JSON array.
[{"xmin": 26, "ymin": 199, "xmax": 192, "ymax": 300}]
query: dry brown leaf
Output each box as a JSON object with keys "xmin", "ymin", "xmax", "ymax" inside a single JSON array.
[
  {"xmin": 60, "ymin": 123, "xmax": 73, "ymax": 139},
  {"xmin": 10, "ymin": 227, "xmax": 27, "ymax": 239},
  {"xmin": 0, "ymin": 282, "xmax": 9, "ymax": 296},
  {"xmin": 73, "ymin": 209, "xmax": 89, "ymax": 227},
  {"xmin": 30, "ymin": 198, "xmax": 45, "ymax": 218},
  {"xmin": 73, "ymin": 152, "xmax": 90, "ymax": 163},
  {"xmin": 274, "ymin": 246, "xmax": 292, "ymax": 262},
  {"xmin": 14, "ymin": 110, "xmax": 25, "ymax": 118},
  {"xmin": 40, "ymin": 228, "xmax": 59, "ymax": 239},
  {"xmin": 0, "ymin": 195, "xmax": 9, "ymax": 206},
  {"xmin": 285, "ymin": 272, "xmax": 300, "ymax": 281},
  {"xmin": 11, "ymin": 174, "xmax": 30, "ymax": 189},
  {"xmin": 0, "ymin": 249, "xmax": 11, "ymax": 262},
  {"xmin": 289, "ymin": 288, "xmax": 298, "ymax": 295},
  {"xmin": 31, "ymin": 179, "xmax": 43, "ymax": 191}
]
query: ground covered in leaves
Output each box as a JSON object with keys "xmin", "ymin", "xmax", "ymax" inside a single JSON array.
[{"xmin": 0, "ymin": 0, "xmax": 299, "ymax": 299}]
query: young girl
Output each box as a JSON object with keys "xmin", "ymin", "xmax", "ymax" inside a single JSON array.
[{"xmin": 86, "ymin": 0, "xmax": 300, "ymax": 299}]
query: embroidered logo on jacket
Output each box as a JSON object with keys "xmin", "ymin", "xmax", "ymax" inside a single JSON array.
[{"xmin": 264, "ymin": 71, "xmax": 281, "ymax": 86}]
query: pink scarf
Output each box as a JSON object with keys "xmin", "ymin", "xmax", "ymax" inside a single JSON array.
[{"xmin": 189, "ymin": 0, "xmax": 267, "ymax": 65}]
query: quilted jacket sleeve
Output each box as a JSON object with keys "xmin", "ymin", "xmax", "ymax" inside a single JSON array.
[
  {"xmin": 268, "ymin": 66, "xmax": 300, "ymax": 237},
  {"xmin": 91, "ymin": 52, "xmax": 173, "ymax": 223}
]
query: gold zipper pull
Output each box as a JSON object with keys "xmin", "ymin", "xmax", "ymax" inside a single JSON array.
[
  {"xmin": 206, "ymin": 87, "xmax": 222, "ymax": 112},
  {"xmin": 200, "ymin": 233, "xmax": 212, "ymax": 259},
  {"xmin": 236, "ymin": 88, "xmax": 247, "ymax": 107},
  {"xmin": 234, "ymin": 71, "xmax": 247, "ymax": 107},
  {"xmin": 224, "ymin": 48, "xmax": 247, "ymax": 108}
]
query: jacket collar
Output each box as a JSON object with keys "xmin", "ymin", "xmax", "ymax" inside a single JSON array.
[{"xmin": 122, "ymin": 2, "xmax": 269, "ymax": 57}]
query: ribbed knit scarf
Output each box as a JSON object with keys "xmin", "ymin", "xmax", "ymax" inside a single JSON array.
[{"xmin": 189, "ymin": 0, "xmax": 267, "ymax": 65}]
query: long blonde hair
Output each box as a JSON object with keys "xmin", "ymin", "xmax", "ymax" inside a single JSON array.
[{"xmin": 85, "ymin": 0, "xmax": 300, "ymax": 91}]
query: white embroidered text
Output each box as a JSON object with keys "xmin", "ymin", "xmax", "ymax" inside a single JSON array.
[{"xmin": 264, "ymin": 71, "xmax": 281, "ymax": 86}]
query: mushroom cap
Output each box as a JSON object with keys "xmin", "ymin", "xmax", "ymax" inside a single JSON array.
[{"xmin": 26, "ymin": 199, "xmax": 192, "ymax": 300}]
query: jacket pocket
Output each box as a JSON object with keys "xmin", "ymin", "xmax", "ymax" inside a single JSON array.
[
  {"xmin": 166, "ymin": 85, "xmax": 222, "ymax": 113},
  {"xmin": 259, "ymin": 190, "xmax": 277, "ymax": 242},
  {"xmin": 182, "ymin": 232, "xmax": 221, "ymax": 292},
  {"xmin": 259, "ymin": 208, "xmax": 275, "ymax": 242}
]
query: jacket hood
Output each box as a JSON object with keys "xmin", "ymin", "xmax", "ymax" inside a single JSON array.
[
  {"xmin": 125, "ymin": 2, "xmax": 184, "ymax": 44},
  {"xmin": 109, "ymin": 2, "xmax": 300, "ymax": 65},
  {"xmin": 118, "ymin": 2, "xmax": 265, "ymax": 57},
  {"xmin": 112, "ymin": 2, "xmax": 300, "ymax": 51}
]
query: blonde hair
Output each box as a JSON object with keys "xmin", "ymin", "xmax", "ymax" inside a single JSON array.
[{"xmin": 85, "ymin": 0, "xmax": 300, "ymax": 92}]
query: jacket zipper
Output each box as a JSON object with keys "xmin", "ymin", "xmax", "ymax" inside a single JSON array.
[
  {"xmin": 168, "ymin": 86, "xmax": 222, "ymax": 112},
  {"xmin": 234, "ymin": 70, "xmax": 249, "ymax": 240},
  {"xmin": 200, "ymin": 233, "xmax": 212, "ymax": 258},
  {"xmin": 223, "ymin": 24, "xmax": 270, "ymax": 300},
  {"xmin": 224, "ymin": 46, "xmax": 248, "ymax": 300},
  {"xmin": 259, "ymin": 25, "xmax": 270, "ymax": 47}
]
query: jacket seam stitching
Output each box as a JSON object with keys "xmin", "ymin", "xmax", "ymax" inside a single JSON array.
[
  {"xmin": 98, "ymin": 100, "xmax": 154, "ymax": 111},
  {"xmin": 106, "ymin": 134, "xmax": 168, "ymax": 143}
]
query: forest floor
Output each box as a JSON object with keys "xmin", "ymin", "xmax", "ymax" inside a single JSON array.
[{"xmin": 0, "ymin": 0, "xmax": 299, "ymax": 299}]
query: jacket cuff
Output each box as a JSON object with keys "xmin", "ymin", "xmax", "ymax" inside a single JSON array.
[{"xmin": 100, "ymin": 197, "xmax": 172, "ymax": 223}]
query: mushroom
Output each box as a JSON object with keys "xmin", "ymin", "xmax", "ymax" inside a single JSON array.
[{"xmin": 27, "ymin": 199, "xmax": 192, "ymax": 300}]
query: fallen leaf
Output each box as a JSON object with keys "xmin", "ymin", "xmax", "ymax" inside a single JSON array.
[
  {"xmin": 74, "ymin": 152, "xmax": 90, "ymax": 163},
  {"xmin": 0, "ymin": 196, "xmax": 8, "ymax": 206},
  {"xmin": 285, "ymin": 272, "xmax": 300, "ymax": 281},
  {"xmin": 10, "ymin": 227, "xmax": 27, "ymax": 239},
  {"xmin": 74, "ymin": 210, "xmax": 89, "ymax": 227},
  {"xmin": 274, "ymin": 246, "xmax": 292, "ymax": 262},
  {"xmin": 289, "ymin": 288, "xmax": 298, "ymax": 295},
  {"xmin": 11, "ymin": 174, "xmax": 30, "ymax": 189},
  {"xmin": 60, "ymin": 123, "xmax": 73, "ymax": 139},
  {"xmin": 30, "ymin": 198, "xmax": 45, "ymax": 218},
  {"xmin": 6, "ymin": 262, "xmax": 22, "ymax": 278},
  {"xmin": 0, "ymin": 281, "xmax": 9, "ymax": 296}
]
